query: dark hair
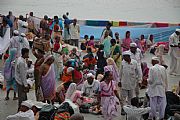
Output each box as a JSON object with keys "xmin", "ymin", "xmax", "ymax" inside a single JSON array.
[
  {"xmin": 37, "ymin": 49, "xmax": 45, "ymax": 55},
  {"xmin": 44, "ymin": 15, "xmax": 48, "ymax": 20},
  {"xmin": 88, "ymin": 53, "xmax": 94, "ymax": 58},
  {"xmin": 101, "ymin": 71, "xmax": 111, "ymax": 82},
  {"xmin": 141, "ymin": 34, "xmax": 145, "ymax": 39},
  {"xmin": 84, "ymin": 35, "xmax": 88, "ymax": 39},
  {"xmin": 54, "ymin": 16, "xmax": 58, "ymax": 20},
  {"xmin": 30, "ymin": 12, "xmax": 33, "ymax": 16},
  {"xmin": 110, "ymin": 39, "xmax": 116, "ymax": 44},
  {"xmin": 107, "ymin": 22, "xmax": 112, "ymax": 27},
  {"xmin": 131, "ymin": 97, "xmax": 139, "ymax": 107},
  {"xmin": 19, "ymin": 15, "xmax": 23, "ymax": 20},
  {"xmin": 90, "ymin": 35, "xmax": 94, "ymax": 40},
  {"xmin": 99, "ymin": 44, "xmax": 104, "ymax": 50},
  {"xmin": 126, "ymin": 31, "xmax": 130, "ymax": 37},
  {"xmin": 21, "ymin": 48, "xmax": 29, "ymax": 56},
  {"xmin": 63, "ymin": 81, "xmax": 73, "ymax": 90},
  {"xmin": 86, "ymin": 47, "xmax": 92, "ymax": 53}
]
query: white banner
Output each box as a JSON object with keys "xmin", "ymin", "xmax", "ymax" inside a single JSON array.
[{"xmin": 0, "ymin": 27, "xmax": 11, "ymax": 54}]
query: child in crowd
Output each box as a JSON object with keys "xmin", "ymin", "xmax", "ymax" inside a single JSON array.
[{"xmin": 81, "ymin": 35, "xmax": 88, "ymax": 51}]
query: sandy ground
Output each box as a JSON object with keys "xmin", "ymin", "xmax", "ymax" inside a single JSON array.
[{"xmin": 0, "ymin": 51, "xmax": 179, "ymax": 120}]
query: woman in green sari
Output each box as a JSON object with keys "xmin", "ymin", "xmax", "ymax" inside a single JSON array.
[{"xmin": 110, "ymin": 39, "xmax": 122, "ymax": 69}]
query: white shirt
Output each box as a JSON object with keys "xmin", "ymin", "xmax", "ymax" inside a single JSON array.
[
  {"xmin": 147, "ymin": 64, "xmax": 168, "ymax": 97},
  {"xmin": 123, "ymin": 105, "xmax": 151, "ymax": 120},
  {"xmin": 169, "ymin": 32, "xmax": 180, "ymax": 55},
  {"xmin": 81, "ymin": 80, "xmax": 100, "ymax": 97},
  {"xmin": 169, "ymin": 32, "xmax": 179, "ymax": 46},
  {"xmin": 120, "ymin": 59, "xmax": 142, "ymax": 90},
  {"xmin": 15, "ymin": 57, "xmax": 28, "ymax": 87},
  {"xmin": 128, "ymin": 48, "xmax": 143, "ymax": 66},
  {"xmin": 7, "ymin": 109, "xmax": 35, "ymax": 120},
  {"xmin": 128, "ymin": 48, "xmax": 143, "ymax": 79},
  {"xmin": 18, "ymin": 37, "xmax": 29, "ymax": 57},
  {"xmin": 9, "ymin": 36, "xmax": 20, "ymax": 49},
  {"xmin": 69, "ymin": 23, "xmax": 80, "ymax": 39}
]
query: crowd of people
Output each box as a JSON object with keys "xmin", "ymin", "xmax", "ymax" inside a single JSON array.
[{"xmin": 0, "ymin": 11, "xmax": 180, "ymax": 120}]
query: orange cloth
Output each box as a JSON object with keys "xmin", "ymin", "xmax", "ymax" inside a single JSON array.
[
  {"xmin": 61, "ymin": 67, "xmax": 72, "ymax": 82},
  {"xmin": 83, "ymin": 58, "xmax": 97, "ymax": 67}
]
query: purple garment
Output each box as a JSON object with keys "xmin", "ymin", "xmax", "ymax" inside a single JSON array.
[
  {"xmin": 41, "ymin": 64, "xmax": 56, "ymax": 100},
  {"xmin": 135, "ymin": 39, "xmax": 144, "ymax": 52},
  {"xmin": 100, "ymin": 81, "xmax": 119, "ymax": 120},
  {"xmin": 87, "ymin": 40, "xmax": 94, "ymax": 46},
  {"xmin": 149, "ymin": 96, "xmax": 166, "ymax": 119}
]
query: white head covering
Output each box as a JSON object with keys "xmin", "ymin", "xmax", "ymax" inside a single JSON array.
[
  {"xmin": 28, "ymin": 58, "xmax": 33, "ymax": 62},
  {"xmin": 23, "ymin": 22, "xmax": 28, "ymax": 27},
  {"xmin": 176, "ymin": 28, "xmax": 180, "ymax": 32},
  {"xmin": 13, "ymin": 30, "xmax": 19, "ymax": 35},
  {"xmin": 122, "ymin": 51, "xmax": 131, "ymax": 56},
  {"xmin": 130, "ymin": 43, "xmax": 137, "ymax": 47},
  {"xmin": 97, "ymin": 74, "xmax": 104, "ymax": 81},
  {"xmin": 67, "ymin": 67, "xmax": 74, "ymax": 73},
  {"xmin": 21, "ymin": 101, "xmax": 32, "ymax": 108},
  {"xmin": 65, "ymin": 83, "xmax": 77, "ymax": 100},
  {"xmin": 87, "ymin": 73, "xmax": 95, "ymax": 78},
  {"xmin": 21, "ymin": 33, "xmax": 26, "ymax": 37},
  {"xmin": 152, "ymin": 56, "xmax": 160, "ymax": 62}
]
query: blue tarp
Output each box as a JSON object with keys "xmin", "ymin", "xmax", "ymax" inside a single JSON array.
[{"xmin": 80, "ymin": 26, "xmax": 180, "ymax": 42}]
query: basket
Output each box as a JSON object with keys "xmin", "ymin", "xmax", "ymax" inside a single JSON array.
[{"xmin": 33, "ymin": 38, "xmax": 51, "ymax": 52}]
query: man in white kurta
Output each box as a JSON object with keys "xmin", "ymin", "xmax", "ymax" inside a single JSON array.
[
  {"xmin": 120, "ymin": 51, "xmax": 142, "ymax": 105},
  {"xmin": 147, "ymin": 57, "xmax": 168, "ymax": 120},
  {"xmin": 128, "ymin": 43, "xmax": 143, "ymax": 97},
  {"xmin": 69, "ymin": 19, "xmax": 80, "ymax": 47},
  {"xmin": 81, "ymin": 73, "xmax": 100, "ymax": 98},
  {"xmin": 169, "ymin": 29, "xmax": 180, "ymax": 76},
  {"xmin": 17, "ymin": 33, "xmax": 29, "ymax": 57},
  {"xmin": 9, "ymin": 30, "xmax": 20, "ymax": 49}
]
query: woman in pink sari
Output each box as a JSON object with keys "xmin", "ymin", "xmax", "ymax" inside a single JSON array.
[
  {"xmin": 141, "ymin": 62, "xmax": 149, "ymax": 89},
  {"xmin": 39, "ymin": 55, "xmax": 56, "ymax": 104},
  {"xmin": 98, "ymin": 71, "xmax": 121, "ymax": 120},
  {"xmin": 105, "ymin": 58, "xmax": 120, "ymax": 84},
  {"xmin": 122, "ymin": 31, "xmax": 132, "ymax": 51}
]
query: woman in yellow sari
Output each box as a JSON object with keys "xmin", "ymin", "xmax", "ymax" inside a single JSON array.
[{"xmin": 110, "ymin": 39, "xmax": 122, "ymax": 69}]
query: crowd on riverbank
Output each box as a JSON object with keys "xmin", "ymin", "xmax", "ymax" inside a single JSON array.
[{"xmin": 0, "ymin": 11, "xmax": 180, "ymax": 120}]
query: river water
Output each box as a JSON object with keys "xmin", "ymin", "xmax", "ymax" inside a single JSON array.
[{"xmin": 0, "ymin": 0, "xmax": 180, "ymax": 23}]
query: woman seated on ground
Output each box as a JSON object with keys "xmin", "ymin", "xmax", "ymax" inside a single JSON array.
[
  {"xmin": 69, "ymin": 48, "xmax": 80, "ymax": 62},
  {"xmin": 140, "ymin": 62, "xmax": 149, "ymax": 89},
  {"xmin": 83, "ymin": 53, "xmax": 97, "ymax": 70},
  {"xmin": 65, "ymin": 83, "xmax": 94, "ymax": 106},
  {"xmin": 81, "ymin": 35, "xmax": 88, "ymax": 51},
  {"xmin": 56, "ymin": 81, "xmax": 73, "ymax": 103},
  {"xmin": 61, "ymin": 67, "xmax": 74, "ymax": 82},
  {"xmin": 87, "ymin": 35, "xmax": 96, "ymax": 53},
  {"xmin": 83, "ymin": 47, "xmax": 93, "ymax": 60}
]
